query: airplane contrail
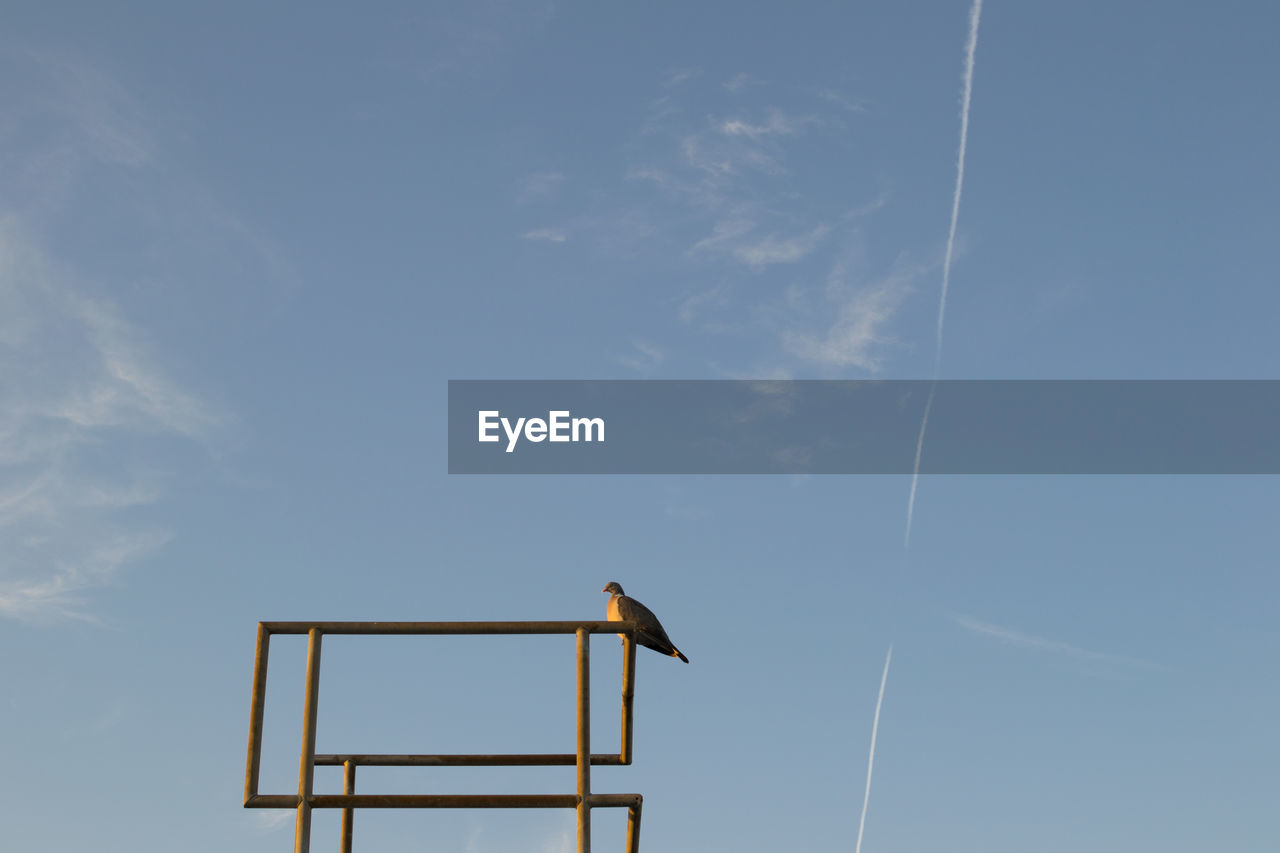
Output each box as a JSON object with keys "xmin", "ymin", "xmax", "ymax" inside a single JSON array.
[
  {"xmin": 936, "ymin": 0, "xmax": 983, "ymax": 371},
  {"xmin": 903, "ymin": 384, "xmax": 936, "ymax": 550},
  {"xmin": 854, "ymin": 645, "xmax": 893, "ymax": 853},
  {"xmin": 906, "ymin": 0, "xmax": 983, "ymax": 549}
]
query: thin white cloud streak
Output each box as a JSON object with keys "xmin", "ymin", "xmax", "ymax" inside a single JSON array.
[
  {"xmin": 783, "ymin": 255, "xmax": 922, "ymax": 371},
  {"xmin": 0, "ymin": 49, "xmax": 289, "ymax": 621},
  {"xmin": 782, "ymin": 277, "xmax": 903, "ymax": 370},
  {"xmin": 663, "ymin": 67, "xmax": 701, "ymax": 88},
  {"xmin": 523, "ymin": 227, "xmax": 567, "ymax": 243},
  {"xmin": 680, "ymin": 134, "xmax": 737, "ymax": 178},
  {"xmin": 677, "ymin": 282, "xmax": 731, "ymax": 325},
  {"xmin": 0, "ymin": 530, "xmax": 173, "ymax": 622},
  {"xmin": 541, "ymin": 827, "xmax": 573, "ymax": 853},
  {"xmin": 903, "ymin": 383, "xmax": 936, "ymax": 549},
  {"xmin": 815, "ymin": 88, "xmax": 869, "ymax": 114},
  {"xmin": 855, "ymin": 645, "xmax": 893, "ymax": 853},
  {"xmin": 690, "ymin": 216, "xmax": 756, "ymax": 253},
  {"xmin": 64, "ymin": 696, "xmax": 129, "ymax": 738},
  {"xmin": 718, "ymin": 110, "xmax": 804, "ymax": 139},
  {"xmin": 681, "ymin": 111, "xmax": 806, "ymax": 180},
  {"xmin": 414, "ymin": 2, "xmax": 555, "ymax": 86},
  {"xmin": 617, "ymin": 339, "xmax": 665, "ymax": 374},
  {"xmin": 627, "ymin": 71, "xmax": 895, "ymax": 355},
  {"xmin": 733, "ymin": 225, "xmax": 829, "ymax": 267},
  {"xmin": 517, "ymin": 171, "xmax": 565, "ymax": 203},
  {"xmin": 0, "ymin": 221, "xmax": 210, "ymax": 621},
  {"xmin": 0, "ymin": 48, "xmax": 153, "ymax": 218},
  {"xmin": 463, "ymin": 819, "xmax": 573, "ymax": 853},
  {"xmin": 954, "ymin": 616, "xmax": 1165, "ymax": 670},
  {"xmin": 252, "ymin": 810, "xmax": 294, "ymax": 831},
  {"xmin": 691, "ymin": 218, "xmax": 829, "ymax": 268},
  {"xmin": 906, "ymin": 0, "xmax": 982, "ymax": 550},
  {"xmin": 936, "ymin": 0, "xmax": 983, "ymax": 371}
]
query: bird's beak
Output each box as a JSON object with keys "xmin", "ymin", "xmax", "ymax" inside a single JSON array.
[{"xmin": 601, "ymin": 586, "xmax": 608, "ymax": 593}]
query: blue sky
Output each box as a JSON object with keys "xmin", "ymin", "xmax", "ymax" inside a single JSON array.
[{"xmin": 2, "ymin": 2, "xmax": 1277, "ymax": 851}]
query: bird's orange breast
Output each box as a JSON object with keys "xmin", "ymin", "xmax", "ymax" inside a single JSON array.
[{"xmin": 605, "ymin": 595, "xmax": 626, "ymax": 642}]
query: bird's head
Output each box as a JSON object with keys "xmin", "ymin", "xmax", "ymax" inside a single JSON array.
[{"xmin": 602, "ymin": 581, "xmax": 624, "ymax": 595}]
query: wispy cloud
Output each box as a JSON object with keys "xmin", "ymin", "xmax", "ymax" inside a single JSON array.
[
  {"xmin": 623, "ymin": 76, "xmax": 902, "ymax": 362},
  {"xmin": 954, "ymin": 615, "xmax": 1163, "ymax": 670},
  {"xmin": 0, "ymin": 50, "xmax": 230, "ymax": 622},
  {"xmin": 463, "ymin": 818, "xmax": 573, "ymax": 853},
  {"xmin": 540, "ymin": 827, "xmax": 573, "ymax": 853},
  {"xmin": 64, "ymin": 696, "xmax": 130, "ymax": 739},
  {"xmin": 668, "ymin": 109, "xmax": 817, "ymax": 184},
  {"xmin": 0, "ymin": 47, "xmax": 153, "ymax": 216},
  {"xmin": 0, "ymin": 528, "xmax": 172, "ymax": 623},
  {"xmin": 583, "ymin": 73, "xmax": 900, "ymax": 372},
  {"xmin": 677, "ymin": 282, "xmax": 732, "ymax": 325},
  {"xmin": 518, "ymin": 171, "xmax": 565, "ymax": 203},
  {"xmin": 691, "ymin": 217, "xmax": 833, "ymax": 271},
  {"xmin": 733, "ymin": 225, "xmax": 830, "ymax": 267},
  {"xmin": 251, "ymin": 810, "xmax": 294, "ymax": 832},
  {"xmin": 523, "ymin": 227, "xmax": 567, "ymax": 243},
  {"xmin": 663, "ymin": 67, "xmax": 701, "ymax": 88},
  {"xmin": 617, "ymin": 339, "xmax": 665, "ymax": 374},
  {"xmin": 718, "ymin": 109, "xmax": 808, "ymax": 139},
  {"xmin": 783, "ymin": 256, "xmax": 921, "ymax": 371},
  {"xmin": 815, "ymin": 87, "xmax": 869, "ymax": 114},
  {"xmin": 412, "ymin": 1, "xmax": 556, "ymax": 86},
  {"xmin": 680, "ymin": 133, "xmax": 739, "ymax": 178},
  {"xmin": 855, "ymin": 645, "xmax": 893, "ymax": 853},
  {"xmin": 690, "ymin": 215, "xmax": 756, "ymax": 253},
  {"xmin": 0, "ymin": 224, "xmax": 209, "ymax": 621}
]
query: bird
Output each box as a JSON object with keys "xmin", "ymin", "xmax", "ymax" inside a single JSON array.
[{"xmin": 602, "ymin": 582, "xmax": 689, "ymax": 663}]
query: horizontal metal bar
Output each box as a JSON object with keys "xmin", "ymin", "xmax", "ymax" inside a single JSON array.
[
  {"xmin": 310, "ymin": 794, "xmax": 641, "ymax": 809},
  {"xmin": 313, "ymin": 794, "xmax": 575, "ymax": 809},
  {"xmin": 314, "ymin": 753, "xmax": 625, "ymax": 767},
  {"xmin": 260, "ymin": 621, "xmax": 637, "ymax": 636},
  {"xmin": 247, "ymin": 793, "xmax": 642, "ymax": 809},
  {"xmin": 246, "ymin": 795, "xmax": 303, "ymax": 809},
  {"xmin": 587, "ymin": 794, "xmax": 643, "ymax": 809}
]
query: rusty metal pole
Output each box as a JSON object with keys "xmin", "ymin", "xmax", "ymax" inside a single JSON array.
[
  {"xmin": 244, "ymin": 623, "xmax": 271, "ymax": 803},
  {"xmin": 575, "ymin": 626, "xmax": 591, "ymax": 853},
  {"xmin": 340, "ymin": 760, "xmax": 356, "ymax": 853},
  {"xmin": 294, "ymin": 628, "xmax": 323, "ymax": 853},
  {"xmin": 246, "ymin": 621, "xmax": 648, "ymax": 843},
  {"xmin": 620, "ymin": 634, "xmax": 636, "ymax": 765},
  {"xmin": 625, "ymin": 800, "xmax": 642, "ymax": 853}
]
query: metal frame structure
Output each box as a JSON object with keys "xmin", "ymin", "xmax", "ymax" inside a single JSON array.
[{"xmin": 244, "ymin": 621, "xmax": 644, "ymax": 853}]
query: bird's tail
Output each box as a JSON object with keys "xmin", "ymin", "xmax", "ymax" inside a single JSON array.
[{"xmin": 673, "ymin": 649, "xmax": 689, "ymax": 663}]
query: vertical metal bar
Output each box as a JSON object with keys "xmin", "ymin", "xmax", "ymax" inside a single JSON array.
[
  {"xmin": 340, "ymin": 760, "xmax": 356, "ymax": 853},
  {"xmin": 620, "ymin": 633, "xmax": 636, "ymax": 765},
  {"xmin": 626, "ymin": 800, "xmax": 642, "ymax": 853},
  {"xmin": 294, "ymin": 628, "xmax": 323, "ymax": 853},
  {"xmin": 576, "ymin": 627, "xmax": 591, "ymax": 853},
  {"xmin": 245, "ymin": 623, "xmax": 271, "ymax": 802}
]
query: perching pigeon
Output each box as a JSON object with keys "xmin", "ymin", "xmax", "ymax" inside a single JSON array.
[{"xmin": 602, "ymin": 582, "xmax": 689, "ymax": 663}]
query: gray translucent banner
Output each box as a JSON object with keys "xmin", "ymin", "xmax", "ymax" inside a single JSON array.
[{"xmin": 447, "ymin": 380, "xmax": 1280, "ymax": 474}]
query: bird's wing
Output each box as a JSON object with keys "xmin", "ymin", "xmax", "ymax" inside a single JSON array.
[
  {"xmin": 617, "ymin": 596, "xmax": 678, "ymax": 649},
  {"xmin": 615, "ymin": 595, "xmax": 663, "ymax": 632}
]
